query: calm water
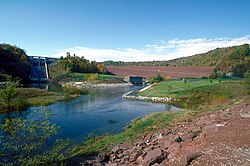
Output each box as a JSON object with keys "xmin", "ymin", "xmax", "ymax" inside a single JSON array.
[{"xmin": 0, "ymin": 85, "xmax": 180, "ymax": 143}]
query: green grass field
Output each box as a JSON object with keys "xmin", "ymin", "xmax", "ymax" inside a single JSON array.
[{"xmin": 139, "ymin": 78, "xmax": 237, "ymax": 97}]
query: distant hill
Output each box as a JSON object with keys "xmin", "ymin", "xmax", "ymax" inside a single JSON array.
[
  {"xmin": 103, "ymin": 44, "xmax": 250, "ymax": 78},
  {"xmin": 0, "ymin": 44, "xmax": 30, "ymax": 81}
]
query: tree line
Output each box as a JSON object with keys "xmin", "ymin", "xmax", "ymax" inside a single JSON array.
[
  {"xmin": 0, "ymin": 44, "xmax": 30, "ymax": 82},
  {"xmin": 59, "ymin": 52, "xmax": 107, "ymax": 74}
]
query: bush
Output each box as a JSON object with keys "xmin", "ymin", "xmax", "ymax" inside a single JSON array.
[
  {"xmin": 149, "ymin": 73, "xmax": 164, "ymax": 84},
  {"xmin": 63, "ymin": 86, "xmax": 88, "ymax": 94},
  {"xmin": 0, "ymin": 107, "xmax": 72, "ymax": 165},
  {"xmin": 0, "ymin": 78, "xmax": 28, "ymax": 112},
  {"xmin": 86, "ymin": 73, "xmax": 99, "ymax": 81},
  {"xmin": 244, "ymin": 70, "xmax": 250, "ymax": 92}
]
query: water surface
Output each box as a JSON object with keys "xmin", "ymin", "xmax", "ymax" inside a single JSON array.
[{"xmin": 0, "ymin": 85, "xmax": 179, "ymax": 143}]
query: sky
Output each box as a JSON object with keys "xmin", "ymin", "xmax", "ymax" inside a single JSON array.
[{"xmin": 1, "ymin": 0, "xmax": 250, "ymax": 62}]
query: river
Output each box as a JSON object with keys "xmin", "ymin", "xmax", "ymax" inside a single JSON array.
[{"xmin": 0, "ymin": 84, "xmax": 180, "ymax": 143}]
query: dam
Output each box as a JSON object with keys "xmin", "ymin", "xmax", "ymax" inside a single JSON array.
[{"xmin": 29, "ymin": 56, "xmax": 58, "ymax": 82}]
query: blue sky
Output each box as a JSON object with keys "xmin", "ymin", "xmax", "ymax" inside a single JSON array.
[{"xmin": 1, "ymin": 0, "xmax": 250, "ymax": 61}]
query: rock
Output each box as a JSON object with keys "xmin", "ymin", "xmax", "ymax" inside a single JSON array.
[
  {"xmin": 196, "ymin": 118, "xmax": 215, "ymax": 126},
  {"xmin": 216, "ymin": 123, "xmax": 226, "ymax": 127},
  {"xmin": 117, "ymin": 153, "xmax": 124, "ymax": 158},
  {"xmin": 152, "ymin": 163, "xmax": 165, "ymax": 166},
  {"xmin": 96, "ymin": 153, "xmax": 110, "ymax": 162},
  {"xmin": 181, "ymin": 130, "xmax": 202, "ymax": 142},
  {"xmin": 144, "ymin": 145, "xmax": 155, "ymax": 152},
  {"xmin": 161, "ymin": 129, "xmax": 172, "ymax": 136},
  {"xmin": 136, "ymin": 141, "xmax": 147, "ymax": 148},
  {"xmin": 111, "ymin": 146, "xmax": 121, "ymax": 154},
  {"xmin": 174, "ymin": 136, "xmax": 182, "ymax": 142},
  {"xmin": 167, "ymin": 142, "xmax": 181, "ymax": 154},
  {"xmin": 105, "ymin": 163, "xmax": 118, "ymax": 166},
  {"xmin": 142, "ymin": 148, "xmax": 166, "ymax": 165},
  {"xmin": 93, "ymin": 163, "xmax": 102, "ymax": 166},
  {"xmin": 161, "ymin": 141, "xmax": 172, "ymax": 150},
  {"xmin": 144, "ymin": 133, "xmax": 153, "ymax": 142},
  {"xmin": 122, "ymin": 150, "xmax": 130, "ymax": 156},
  {"xmin": 167, "ymin": 152, "xmax": 176, "ymax": 159},
  {"xmin": 240, "ymin": 113, "xmax": 250, "ymax": 118},
  {"xmin": 180, "ymin": 152, "xmax": 203, "ymax": 166},
  {"xmin": 137, "ymin": 156, "xmax": 144, "ymax": 162},
  {"xmin": 202, "ymin": 123, "xmax": 218, "ymax": 133},
  {"xmin": 129, "ymin": 151, "xmax": 141, "ymax": 162}
]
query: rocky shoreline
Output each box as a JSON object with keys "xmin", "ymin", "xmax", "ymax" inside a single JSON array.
[
  {"xmin": 123, "ymin": 94, "xmax": 175, "ymax": 103},
  {"xmin": 122, "ymin": 90, "xmax": 177, "ymax": 103},
  {"xmin": 81, "ymin": 103, "xmax": 250, "ymax": 166},
  {"xmin": 60, "ymin": 82, "xmax": 133, "ymax": 89}
]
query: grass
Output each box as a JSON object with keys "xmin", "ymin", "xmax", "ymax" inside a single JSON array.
[
  {"xmin": 0, "ymin": 87, "xmax": 83, "ymax": 112},
  {"xmin": 16, "ymin": 88, "xmax": 81, "ymax": 106},
  {"xmin": 139, "ymin": 78, "xmax": 237, "ymax": 97}
]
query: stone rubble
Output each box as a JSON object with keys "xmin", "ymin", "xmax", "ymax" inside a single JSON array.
[
  {"xmin": 81, "ymin": 103, "xmax": 250, "ymax": 166},
  {"xmin": 60, "ymin": 82, "xmax": 133, "ymax": 89}
]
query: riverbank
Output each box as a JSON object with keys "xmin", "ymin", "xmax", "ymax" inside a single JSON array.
[
  {"xmin": 79, "ymin": 101, "xmax": 250, "ymax": 166},
  {"xmin": 0, "ymin": 86, "xmax": 86, "ymax": 113},
  {"xmin": 123, "ymin": 94, "xmax": 175, "ymax": 103},
  {"xmin": 19, "ymin": 88, "xmax": 82, "ymax": 106},
  {"xmin": 69, "ymin": 79, "xmax": 249, "ymax": 165}
]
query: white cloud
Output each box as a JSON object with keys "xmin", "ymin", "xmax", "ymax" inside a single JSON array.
[{"xmin": 52, "ymin": 35, "xmax": 250, "ymax": 62}]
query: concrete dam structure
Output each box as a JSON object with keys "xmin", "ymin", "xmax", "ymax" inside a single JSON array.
[{"xmin": 29, "ymin": 56, "xmax": 58, "ymax": 82}]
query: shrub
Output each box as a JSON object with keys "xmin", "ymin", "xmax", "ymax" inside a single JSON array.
[
  {"xmin": 244, "ymin": 70, "xmax": 250, "ymax": 92},
  {"xmin": 0, "ymin": 78, "xmax": 28, "ymax": 112},
  {"xmin": 63, "ymin": 86, "xmax": 88, "ymax": 94},
  {"xmin": 149, "ymin": 73, "xmax": 164, "ymax": 84},
  {"xmin": 87, "ymin": 73, "xmax": 99, "ymax": 81},
  {"xmin": 0, "ymin": 107, "xmax": 72, "ymax": 165}
]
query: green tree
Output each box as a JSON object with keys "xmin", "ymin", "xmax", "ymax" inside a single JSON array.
[
  {"xmin": 0, "ymin": 77, "xmax": 28, "ymax": 112},
  {"xmin": 232, "ymin": 63, "xmax": 250, "ymax": 78},
  {"xmin": 244, "ymin": 70, "xmax": 250, "ymax": 92},
  {"xmin": 149, "ymin": 73, "xmax": 164, "ymax": 84},
  {"xmin": 59, "ymin": 52, "xmax": 107, "ymax": 74},
  {"xmin": 0, "ymin": 107, "xmax": 72, "ymax": 165}
]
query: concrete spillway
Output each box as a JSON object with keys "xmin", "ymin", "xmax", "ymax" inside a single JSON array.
[{"xmin": 29, "ymin": 57, "xmax": 50, "ymax": 82}]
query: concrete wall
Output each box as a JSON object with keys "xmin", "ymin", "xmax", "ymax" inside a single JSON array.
[{"xmin": 29, "ymin": 57, "xmax": 51, "ymax": 82}]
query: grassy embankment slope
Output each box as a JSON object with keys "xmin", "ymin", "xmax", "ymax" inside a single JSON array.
[
  {"xmin": 49, "ymin": 62, "xmax": 125, "ymax": 84},
  {"xmin": 72, "ymin": 78, "xmax": 249, "ymax": 157}
]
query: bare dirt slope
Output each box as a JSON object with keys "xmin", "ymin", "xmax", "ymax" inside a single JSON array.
[{"xmin": 107, "ymin": 66, "xmax": 214, "ymax": 79}]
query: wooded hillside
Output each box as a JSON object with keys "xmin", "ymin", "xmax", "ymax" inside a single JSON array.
[{"xmin": 0, "ymin": 44, "xmax": 30, "ymax": 81}]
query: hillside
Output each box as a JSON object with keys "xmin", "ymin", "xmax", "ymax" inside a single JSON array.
[
  {"xmin": 169, "ymin": 44, "xmax": 250, "ymax": 77},
  {"xmin": 103, "ymin": 44, "xmax": 250, "ymax": 78},
  {"xmin": 0, "ymin": 44, "xmax": 30, "ymax": 81}
]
